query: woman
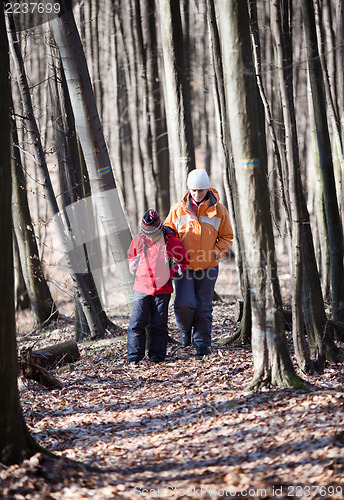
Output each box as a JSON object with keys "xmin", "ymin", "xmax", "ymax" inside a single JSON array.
[{"xmin": 164, "ymin": 169, "xmax": 233, "ymax": 356}]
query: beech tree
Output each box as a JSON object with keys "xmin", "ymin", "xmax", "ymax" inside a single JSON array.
[
  {"xmin": 206, "ymin": 0, "xmax": 252, "ymax": 343},
  {"xmin": 140, "ymin": 0, "xmax": 170, "ymax": 218},
  {"xmin": 7, "ymin": 12, "xmax": 108, "ymax": 337},
  {"xmin": 269, "ymin": 0, "xmax": 319, "ymax": 372},
  {"xmin": 157, "ymin": 0, "xmax": 196, "ymax": 200},
  {"xmin": 0, "ymin": 5, "xmax": 36, "ymax": 464},
  {"xmin": 49, "ymin": 0, "xmax": 135, "ymax": 308},
  {"xmin": 301, "ymin": 0, "xmax": 344, "ymax": 322},
  {"xmin": 48, "ymin": 43, "xmax": 118, "ymax": 339},
  {"xmin": 218, "ymin": 0, "xmax": 305, "ymax": 389},
  {"xmin": 11, "ymin": 112, "xmax": 58, "ymax": 326}
]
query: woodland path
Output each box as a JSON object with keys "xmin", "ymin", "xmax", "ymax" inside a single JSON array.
[{"xmin": 1, "ymin": 290, "xmax": 344, "ymax": 499}]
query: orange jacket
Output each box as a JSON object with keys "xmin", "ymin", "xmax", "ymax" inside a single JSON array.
[{"xmin": 164, "ymin": 188, "xmax": 234, "ymax": 270}]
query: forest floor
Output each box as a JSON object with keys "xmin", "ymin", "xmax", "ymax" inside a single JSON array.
[{"xmin": 1, "ymin": 260, "xmax": 344, "ymax": 500}]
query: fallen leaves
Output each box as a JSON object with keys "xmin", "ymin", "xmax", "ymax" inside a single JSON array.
[{"xmin": 1, "ymin": 296, "xmax": 343, "ymax": 498}]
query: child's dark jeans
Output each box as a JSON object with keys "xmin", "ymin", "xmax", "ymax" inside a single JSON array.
[{"xmin": 127, "ymin": 291, "xmax": 170, "ymax": 362}]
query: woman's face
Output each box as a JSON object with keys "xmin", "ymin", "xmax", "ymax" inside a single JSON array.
[{"xmin": 190, "ymin": 189, "xmax": 208, "ymax": 203}]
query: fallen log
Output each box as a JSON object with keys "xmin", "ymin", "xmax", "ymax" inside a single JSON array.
[{"xmin": 32, "ymin": 340, "xmax": 80, "ymax": 369}]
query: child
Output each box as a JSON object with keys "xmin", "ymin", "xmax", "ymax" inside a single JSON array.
[{"xmin": 127, "ymin": 209, "xmax": 190, "ymax": 364}]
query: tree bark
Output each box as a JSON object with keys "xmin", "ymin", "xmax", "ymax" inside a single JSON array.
[
  {"xmin": 7, "ymin": 13, "xmax": 107, "ymax": 338},
  {"xmin": 158, "ymin": 0, "xmax": 196, "ymax": 200},
  {"xmin": 13, "ymin": 233, "xmax": 30, "ymax": 311},
  {"xmin": 31, "ymin": 340, "xmax": 80, "ymax": 369},
  {"xmin": 141, "ymin": 0, "xmax": 170, "ymax": 218},
  {"xmin": 270, "ymin": 0, "xmax": 312, "ymax": 373},
  {"xmin": 219, "ymin": 0, "xmax": 305, "ymax": 390},
  {"xmin": 206, "ymin": 0, "xmax": 252, "ymax": 344},
  {"xmin": 48, "ymin": 41, "xmax": 118, "ymax": 339},
  {"xmin": 0, "ymin": 9, "xmax": 36, "ymax": 464},
  {"xmin": 11, "ymin": 112, "xmax": 58, "ymax": 326},
  {"xmin": 301, "ymin": 0, "xmax": 344, "ymax": 321}
]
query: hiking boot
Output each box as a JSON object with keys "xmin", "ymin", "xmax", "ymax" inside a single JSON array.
[
  {"xmin": 149, "ymin": 356, "xmax": 164, "ymax": 364},
  {"xmin": 127, "ymin": 358, "xmax": 141, "ymax": 365},
  {"xmin": 196, "ymin": 347, "xmax": 210, "ymax": 357},
  {"xmin": 180, "ymin": 331, "xmax": 192, "ymax": 347}
]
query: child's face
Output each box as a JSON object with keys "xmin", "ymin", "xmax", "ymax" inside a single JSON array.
[{"xmin": 190, "ymin": 189, "xmax": 208, "ymax": 203}]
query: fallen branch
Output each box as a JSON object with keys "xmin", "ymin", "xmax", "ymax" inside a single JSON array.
[
  {"xmin": 18, "ymin": 348, "xmax": 63, "ymax": 389},
  {"xmin": 33, "ymin": 340, "xmax": 80, "ymax": 369}
]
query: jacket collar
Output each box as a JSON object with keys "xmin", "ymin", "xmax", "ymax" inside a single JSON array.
[{"xmin": 183, "ymin": 187, "xmax": 220, "ymax": 216}]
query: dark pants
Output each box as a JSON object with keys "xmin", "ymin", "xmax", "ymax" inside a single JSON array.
[
  {"xmin": 127, "ymin": 291, "xmax": 170, "ymax": 362},
  {"xmin": 174, "ymin": 266, "xmax": 219, "ymax": 350}
]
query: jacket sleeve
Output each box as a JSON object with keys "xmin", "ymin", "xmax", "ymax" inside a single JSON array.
[
  {"xmin": 168, "ymin": 237, "xmax": 190, "ymax": 277},
  {"xmin": 214, "ymin": 206, "xmax": 234, "ymax": 259},
  {"xmin": 127, "ymin": 238, "xmax": 140, "ymax": 275}
]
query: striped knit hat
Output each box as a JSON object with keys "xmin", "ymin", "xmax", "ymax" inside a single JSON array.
[{"xmin": 141, "ymin": 209, "xmax": 163, "ymax": 236}]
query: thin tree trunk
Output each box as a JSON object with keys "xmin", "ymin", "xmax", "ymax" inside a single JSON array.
[
  {"xmin": 315, "ymin": 0, "xmax": 344, "ymax": 208},
  {"xmin": 13, "ymin": 232, "xmax": 30, "ymax": 311},
  {"xmin": 11, "ymin": 113, "xmax": 58, "ymax": 325},
  {"xmin": 111, "ymin": 1, "xmax": 137, "ymax": 230},
  {"xmin": 158, "ymin": 0, "xmax": 196, "ymax": 200},
  {"xmin": 48, "ymin": 44, "xmax": 117, "ymax": 339},
  {"xmin": 301, "ymin": 0, "xmax": 344, "ymax": 321},
  {"xmin": 206, "ymin": 0, "xmax": 252, "ymax": 343},
  {"xmin": 336, "ymin": 0, "xmax": 344, "ymax": 230},
  {"xmin": 117, "ymin": 0, "xmax": 147, "ymax": 223},
  {"xmin": 270, "ymin": 0, "xmax": 313, "ymax": 373},
  {"xmin": 141, "ymin": 0, "xmax": 170, "ymax": 218}
]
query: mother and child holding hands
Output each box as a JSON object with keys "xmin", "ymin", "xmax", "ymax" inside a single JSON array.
[{"xmin": 126, "ymin": 169, "xmax": 234, "ymax": 364}]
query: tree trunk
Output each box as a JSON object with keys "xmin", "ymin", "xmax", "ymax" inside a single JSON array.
[
  {"xmin": 13, "ymin": 234, "xmax": 30, "ymax": 311},
  {"xmin": 11, "ymin": 112, "xmax": 58, "ymax": 326},
  {"xmin": 7, "ymin": 13, "xmax": 106, "ymax": 338},
  {"xmin": 207, "ymin": 0, "xmax": 252, "ymax": 343},
  {"xmin": 301, "ymin": 0, "xmax": 344, "ymax": 321},
  {"xmin": 110, "ymin": 2, "xmax": 137, "ymax": 231},
  {"xmin": 116, "ymin": 0, "xmax": 147, "ymax": 224},
  {"xmin": 337, "ymin": 0, "xmax": 344, "ymax": 231},
  {"xmin": 218, "ymin": 0, "xmax": 305, "ymax": 390},
  {"xmin": 49, "ymin": 1, "xmax": 135, "ymax": 308},
  {"xmin": 158, "ymin": 0, "xmax": 196, "ymax": 200},
  {"xmin": 31, "ymin": 340, "xmax": 80, "ymax": 369},
  {"xmin": 0, "ymin": 9, "xmax": 36, "ymax": 464},
  {"xmin": 270, "ymin": 0, "xmax": 313, "ymax": 373},
  {"xmin": 48, "ymin": 41, "xmax": 118, "ymax": 339},
  {"xmin": 141, "ymin": 0, "xmax": 170, "ymax": 218}
]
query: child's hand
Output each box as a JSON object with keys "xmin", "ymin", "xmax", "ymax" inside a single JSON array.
[{"xmin": 170, "ymin": 263, "xmax": 182, "ymax": 278}]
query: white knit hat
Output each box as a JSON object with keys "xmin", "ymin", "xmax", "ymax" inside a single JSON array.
[{"xmin": 187, "ymin": 169, "xmax": 210, "ymax": 190}]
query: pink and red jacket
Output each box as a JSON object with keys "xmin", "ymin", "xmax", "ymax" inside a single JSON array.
[{"xmin": 127, "ymin": 229, "xmax": 190, "ymax": 296}]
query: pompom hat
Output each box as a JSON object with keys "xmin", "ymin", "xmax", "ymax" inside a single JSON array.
[
  {"xmin": 187, "ymin": 169, "xmax": 210, "ymax": 190},
  {"xmin": 141, "ymin": 209, "xmax": 163, "ymax": 236}
]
